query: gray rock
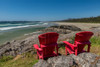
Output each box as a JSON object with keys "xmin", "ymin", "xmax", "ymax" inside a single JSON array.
[
  {"xmin": 33, "ymin": 53, "xmax": 100, "ymax": 67},
  {"xmin": 41, "ymin": 25, "xmax": 81, "ymax": 34},
  {"xmin": 33, "ymin": 60, "xmax": 52, "ymax": 67},
  {"xmin": 33, "ymin": 55, "xmax": 77, "ymax": 67},
  {"xmin": 0, "ymin": 34, "xmax": 39, "ymax": 57}
]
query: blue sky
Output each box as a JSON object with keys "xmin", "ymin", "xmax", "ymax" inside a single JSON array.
[{"xmin": 0, "ymin": 0, "xmax": 100, "ymax": 21}]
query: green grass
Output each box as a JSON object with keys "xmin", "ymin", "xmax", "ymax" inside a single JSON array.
[
  {"xmin": 90, "ymin": 36, "xmax": 100, "ymax": 55},
  {"xmin": 0, "ymin": 53, "xmax": 38, "ymax": 67},
  {"xmin": 90, "ymin": 36, "xmax": 100, "ymax": 45},
  {"xmin": 0, "ymin": 56, "xmax": 14, "ymax": 62}
]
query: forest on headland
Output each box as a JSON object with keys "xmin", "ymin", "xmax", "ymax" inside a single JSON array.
[{"xmin": 60, "ymin": 16, "xmax": 100, "ymax": 23}]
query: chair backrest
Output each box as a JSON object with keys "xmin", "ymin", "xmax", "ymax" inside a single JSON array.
[
  {"xmin": 74, "ymin": 31, "xmax": 93, "ymax": 53},
  {"xmin": 42, "ymin": 46, "xmax": 55, "ymax": 56},
  {"xmin": 38, "ymin": 32, "xmax": 59, "ymax": 45},
  {"xmin": 75, "ymin": 31, "xmax": 93, "ymax": 42}
]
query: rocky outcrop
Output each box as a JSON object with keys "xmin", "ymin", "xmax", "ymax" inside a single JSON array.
[
  {"xmin": 41, "ymin": 25, "xmax": 81, "ymax": 34},
  {"xmin": 51, "ymin": 25, "xmax": 81, "ymax": 31},
  {"xmin": 33, "ymin": 53, "xmax": 100, "ymax": 67},
  {"xmin": 0, "ymin": 35, "xmax": 39, "ymax": 57},
  {"xmin": 0, "ymin": 33, "xmax": 73, "ymax": 58}
]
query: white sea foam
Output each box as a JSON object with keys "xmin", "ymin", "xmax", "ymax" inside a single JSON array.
[
  {"xmin": 0, "ymin": 22, "xmax": 49, "ymax": 31},
  {"xmin": 0, "ymin": 24, "xmax": 22, "ymax": 26},
  {"xmin": 43, "ymin": 23, "xmax": 48, "ymax": 25},
  {"xmin": 39, "ymin": 22, "xmax": 43, "ymax": 23},
  {"xmin": 0, "ymin": 25, "xmax": 34, "ymax": 30}
]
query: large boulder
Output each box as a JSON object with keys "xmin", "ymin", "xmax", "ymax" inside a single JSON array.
[
  {"xmin": 33, "ymin": 53, "xmax": 100, "ymax": 67},
  {"xmin": 41, "ymin": 25, "xmax": 81, "ymax": 34},
  {"xmin": 51, "ymin": 25, "xmax": 81, "ymax": 31}
]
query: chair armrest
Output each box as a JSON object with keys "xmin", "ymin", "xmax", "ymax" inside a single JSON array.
[
  {"xmin": 63, "ymin": 41, "xmax": 77, "ymax": 48},
  {"xmin": 75, "ymin": 41, "xmax": 91, "ymax": 45},
  {"xmin": 33, "ymin": 44, "xmax": 43, "ymax": 51}
]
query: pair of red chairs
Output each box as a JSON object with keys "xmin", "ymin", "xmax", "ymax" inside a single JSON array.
[{"xmin": 33, "ymin": 31, "xmax": 93, "ymax": 59}]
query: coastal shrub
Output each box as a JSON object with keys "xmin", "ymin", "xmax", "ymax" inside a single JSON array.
[
  {"xmin": 62, "ymin": 16, "xmax": 100, "ymax": 23},
  {"xmin": 60, "ymin": 45, "xmax": 65, "ymax": 49},
  {"xmin": 0, "ymin": 56, "xmax": 14, "ymax": 62},
  {"xmin": 90, "ymin": 36, "xmax": 100, "ymax": 45},
  {"xmin": 70, "ymin": 36, "xmax": 75, "ymax": 44}
]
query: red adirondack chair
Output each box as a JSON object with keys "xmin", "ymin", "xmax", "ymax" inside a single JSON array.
[
  {"xmin": 63, "ymin": 31, "xmax": 93, "ymax": 56},
  {"xmin": 33, "ymin": 32, "xmax": 59, "ymax": 59}
]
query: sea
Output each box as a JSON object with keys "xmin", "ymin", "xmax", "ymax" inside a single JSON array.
[{"xmin": 0, "ymin": 21, "xmax": 55, "ymax": 45}]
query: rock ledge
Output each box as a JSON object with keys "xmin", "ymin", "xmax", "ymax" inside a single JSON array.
[{"xmin": 33, "ymin": 53, "xmax": 100, "ymax": 67}]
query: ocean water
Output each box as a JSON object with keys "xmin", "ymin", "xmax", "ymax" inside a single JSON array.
[
  {"xmin": 0, "ymin": 21, "xmax": 55, "ymax": 45},
  {"xmin": 0, "ymin": 21, "xmax": 53, "ymax": 31}
]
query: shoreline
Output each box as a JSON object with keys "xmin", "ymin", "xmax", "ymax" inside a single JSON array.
[
  {"xmin": 0, "ymin": 21, "xmax": 56, "ymax": 45},
  {"xmin": 1, "ymin": 22, "xmax": 100, "ymax": 45},
  {"xmin": 0, "ymin": 27, "xmax": 46, "ymax": 45}
]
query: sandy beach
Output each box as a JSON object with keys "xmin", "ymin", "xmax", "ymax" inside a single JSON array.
[{"xmin": 55, "ymin": 22, "xmax": 100, "ymax": 31}]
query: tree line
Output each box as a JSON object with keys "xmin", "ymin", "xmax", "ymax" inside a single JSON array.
[{"xmin": 61, "ymin": 16, "xmax": 100, "ymax": 23}]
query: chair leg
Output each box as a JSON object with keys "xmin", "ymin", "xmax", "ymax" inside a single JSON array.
[
  {"xmin": 37, "ymin": 50, "xmax": 43, "ymax": 59},
  {"xmin": 56, "ymin": 45, "xmax": 58, "ymax": 55},
  {"xmin": 65, "ymin": 47, "xmax": 67, "ymax": 55},
  {"xmin": 87, "ymin": 44, "xmax": 91, "ymax": 52},
  {"xmin": 75, "ymin": 49, "xmax": 77, "ymax": 56},
  {"xmin": 41, "ymin": 53, "xmax": 44, "ymax": 60},
  {"xmin": 42, "ymin": 57, "xmax": 44, "ymax": 60},
  {"xmin": 36, "ymin": 50, "xmax": 39, "ymax": 59}
]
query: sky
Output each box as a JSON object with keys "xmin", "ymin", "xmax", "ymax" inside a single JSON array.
[{"xmin": 0, "ymin": 0, "xmax": 100, "ymax": 21}]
